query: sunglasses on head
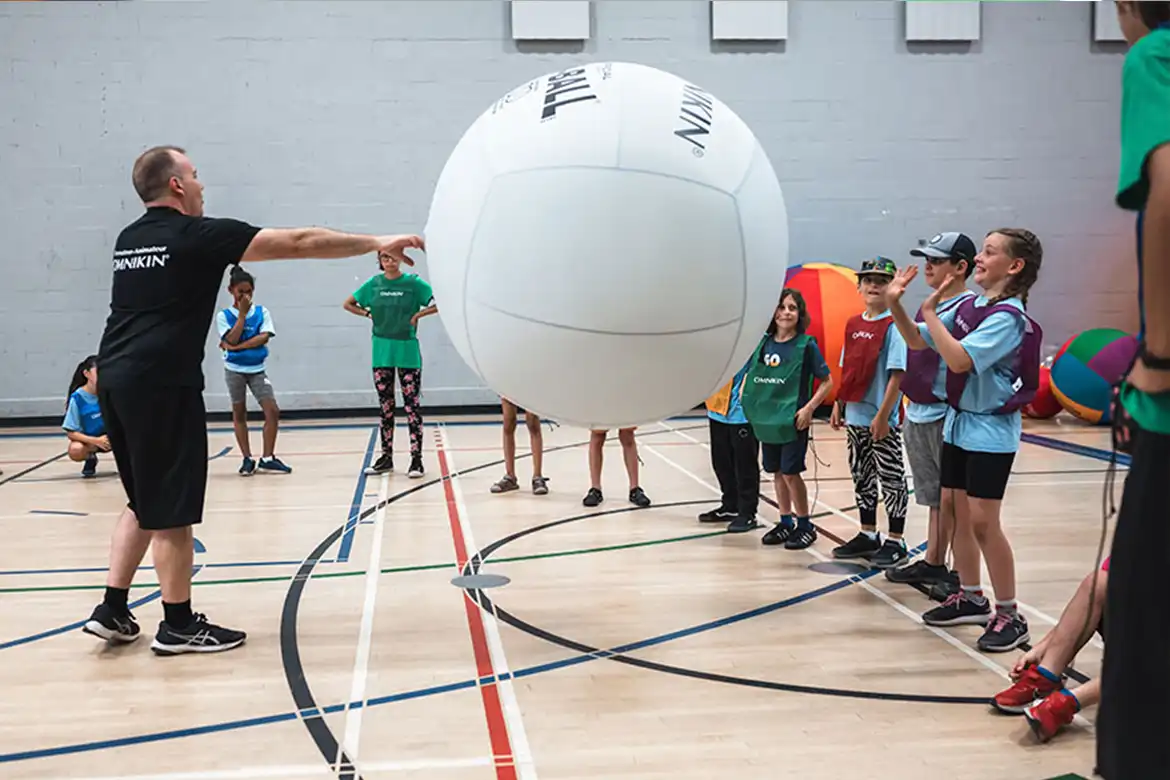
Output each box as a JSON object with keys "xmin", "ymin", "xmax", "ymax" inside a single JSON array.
[{"xmin": 859, "ymin": 257, "xmax": 896, "ymax": 276}]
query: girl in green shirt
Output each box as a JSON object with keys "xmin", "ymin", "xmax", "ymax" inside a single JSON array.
[{"xmin": 345, "ymin": 250, "xmax": 437, "ymax": 477}]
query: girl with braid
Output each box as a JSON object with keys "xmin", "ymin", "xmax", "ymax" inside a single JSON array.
[
  {"xmin": 886, "ymin": 228, "xmax": 1044, "ymax": 653},
  {"xmin": 345, "ymin": 249, "xmax": 438, "ymax": 478}
]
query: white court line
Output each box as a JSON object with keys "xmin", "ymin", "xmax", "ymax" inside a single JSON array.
[
  {"xmin": 339, "ymin": 471, "xmax": 390, "ymax": 767},
  {"xmin": 59, "ymin": 756, "xmax": 494, "ymax": 780},
  {"xmin": 660, "ymin": 422, "xmax": 1107, "ymax": 651},
  {"xmin": 440, "ymin": 424, "xmax": 539, "ymax": 780}
]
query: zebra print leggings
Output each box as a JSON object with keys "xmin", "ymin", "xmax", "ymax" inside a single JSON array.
[{"xmin": 845, "ymin": 424, "xmax": 908, "ymax": 535}]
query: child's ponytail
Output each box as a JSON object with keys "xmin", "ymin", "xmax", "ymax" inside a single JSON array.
[
  {"xmin": 988, "ymin": 228, "xmax": 1042, "ymax": 308},
  {"xmin": 66, "ymin": 355, "xmax": 98, "ymax": 408}
]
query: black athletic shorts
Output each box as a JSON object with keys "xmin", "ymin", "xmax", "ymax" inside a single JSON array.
[
  {"xmin": 939, "ymin": 442, "xmax": 1015, "ymax": 500},
  {"xmin": 98, "ymin": 386, "xmax": 208, "ymax": 531},
  {"xmin": 761, "ymin": 428, "xmax": 810, "ymax": 475}
]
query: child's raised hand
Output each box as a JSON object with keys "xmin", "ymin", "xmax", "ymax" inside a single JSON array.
[
  {"xmin": 885, "ymin": 265, "xmax": 917, "ymax": 304},
  {"xmin": 922, "ymin": 271, "xmax": 959, "ymax": 312}
]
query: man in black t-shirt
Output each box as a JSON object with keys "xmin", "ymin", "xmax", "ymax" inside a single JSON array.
[{"xmin": 83, "ymin": 145, "xmax": 424, "ymax": 655}]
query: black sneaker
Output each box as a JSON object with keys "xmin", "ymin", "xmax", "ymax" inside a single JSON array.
[
  {"xmin": 82, "ymin": 603, "xmax": 140, "ymax": 643},
  {"xmin": 365, "ymin": 453, "xmax": 393, "ymax": 475},
  {"xmin": 257, "ymin": 456, "xmax": 291, "ymax": 474},
  {"xmin": 870, "ymin": 539, "xmax": 909, "ymax": 569},
  {"xmin": 82, "ymin": 454, "xmax": 98, "ymax": 478},
  {"xmin": 238, "ymin": 457, "xmax": 257, "ymax": 476},
  {"xmin": 929, "ymin": 574, "xmax": 961, "ymax": 602},
  {"xmin": 583, "ymin": 487, "xmax": 603, "ymax": 507},
  {"xmin": 978, "ymin": 611, "xmax": 1030, "ymax": 653},
  {"xmin": 884, "ymin": 560, "xmax": 948, "ymax": 584},
  {"xmin": 407, "ymin": 457, "xmax": 424, "ymax": 479},
  {"xmin": 784, "ymin": 526, "xmax": 818, "ymax": 550},
  {"xmin": 761, "ymin": 523, "xmax": 795, "ymax": 546},
  {"xmin": 699, "ymin": 507, "xmax": 738, "ymax": 524},
  {"xmin": 726, "ymin": 514, "xmax": 759, "ymax": 533},
  {"xmin": 150, "ymin": 613, "xmax": 247, "ymax": 655},
  {"xmin": 832, "ymin": 532, "xmax": 882, "ymax": 560},
  {"xmin": 922, "ymin": 593, "xmax": 992, "ymax": 627},
  {"xmin": 628, "ymin": 486, "xmax": 651, "ymax": 507}
]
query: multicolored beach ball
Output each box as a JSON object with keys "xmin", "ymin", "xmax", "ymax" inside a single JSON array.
[
  {"xmin": 783, "ymin": 262, "xmax": 865, "ymax": 406},
  {"xmin": 1049, "ymin": 328, "xmax": 1139, "ymax": 425}
]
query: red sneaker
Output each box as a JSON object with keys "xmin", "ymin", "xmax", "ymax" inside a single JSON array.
[
  {"xmin": 991, "ymin": 665, "xmax": 1062, "ymax": 714},
  {"xmin": 1024, "ymin": 689, "xmax": 1079, "ymax": 742}
]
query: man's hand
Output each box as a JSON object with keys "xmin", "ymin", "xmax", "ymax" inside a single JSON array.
[{"xmin": 377, "ymin": 234, "xmax": 426, "ymax": 266}]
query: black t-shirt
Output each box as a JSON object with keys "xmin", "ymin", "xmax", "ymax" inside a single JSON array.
[{"xmin": 97, "ymin": 206, "xmax": 261, "ymax": 389}]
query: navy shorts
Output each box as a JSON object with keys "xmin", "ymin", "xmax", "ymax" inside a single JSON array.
[{"xmin": 761, "ymin": 428, "xmax": 810, "ymax": 475}]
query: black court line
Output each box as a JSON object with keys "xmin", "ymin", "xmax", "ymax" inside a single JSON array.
[{"xmin": 0, "ymin": 452, "xmax": 68, "ymax": 487}]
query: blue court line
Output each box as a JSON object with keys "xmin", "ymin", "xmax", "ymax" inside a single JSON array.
[
  {"xmin": 208, "ymin": 446, "xmax": 232, "ymax": 461},
  {"xmin": 336, "ymin": 428, "xmax": 377, "ymax": 563},
  {"xmin": 0, "ymin": 556, "xmax": 900, "ymax": 765},
  {"xmin": 28, "ymin": 509, "xmax": 89, "ymax": 517},
  {"xmin": 0, "ymin": 559, "xmax": 321, "ymax": 578},
  {"xmin": 1022, "ymin": 432, "xmax": 1131, "ymax": 467}
]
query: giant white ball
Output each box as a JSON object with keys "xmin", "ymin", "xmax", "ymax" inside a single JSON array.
[{"xmin": 424, "ymin": 61, "xmax": 788, "ymax": 430}]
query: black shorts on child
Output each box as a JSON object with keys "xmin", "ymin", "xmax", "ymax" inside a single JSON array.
[
  {"xmin": 761, "ymin": 428, "xmax": 810, "ymax": 475},
  {"xmin": 939, "ymin": 442, "xmax": 1015, "ymax": 500}
]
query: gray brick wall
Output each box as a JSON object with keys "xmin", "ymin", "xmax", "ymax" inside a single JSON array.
[{"xmin": 0, "ymin": 1, "xmax": 1135, "ymax": 418}]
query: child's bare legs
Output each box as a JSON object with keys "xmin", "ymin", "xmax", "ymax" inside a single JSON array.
[
  {"xmin": 526, "ymin": 412, "xmax": 544, "ymax": 477},
  {"xmin": 617, "ymin": 427, "xmax": 638, "ymax": 490},
  {"xmin": 230, "ymin": 402, "xmax": 251, "ymax": 459},
  {"xmin": 501, "ymin": 401, "xmax": 519, "ymax": 477},
  {"xmin": 259, "ymin": 397, "xmax": 280, "ymax": 459},
  {"xmin": 68, "ymin": 441, "xmax": 95, "ymax": 461},
  {"xmin": 781, "ymin": 473, "xmax": 809, "ymax": 517},
  {"xmin": 588, "ymin": 430, "xmax": 606, "ymax": 490},
  {"xmin": 774, "ymin": 472, "xmax": 791, "ymax": 515},
  {"xmin": 971, "ymin": 497, "xmax": 1016, "ymax": 603},
  {"xmin": 948, "ymin": 489, "xmax": 982, "ymax": 588}
]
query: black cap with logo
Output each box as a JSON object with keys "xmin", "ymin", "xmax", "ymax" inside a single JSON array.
[{"xmin": 911, "ymin": 232, "xmax": 976, "ymax": 263}]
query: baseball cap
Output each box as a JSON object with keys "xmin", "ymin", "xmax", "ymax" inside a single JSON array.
[
  {"xmin": 857, "ymin": 256, "xmax": 897, "ymax": 279},
  {"xmin": 911, "ymin": 232, "xmax": 976, "ymax": 262}
]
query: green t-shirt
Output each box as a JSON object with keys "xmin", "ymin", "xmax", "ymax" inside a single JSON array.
[
  {"xmin": 353, "ymin": 272, "xmax": 435, "ymax": 369},
  {"xmin": 1118, "ymin": 28, "xmax": 1170, "ymax": 435}
]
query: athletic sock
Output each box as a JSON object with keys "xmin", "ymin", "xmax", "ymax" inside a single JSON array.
[
  {"xmin": 779, "ymin": 513, "xmax": 795, "ymax": 529},
  {"xmin": 796, "ymin": 515, "xmax": 812, "ymax": 531},
  {"xmin": 861, "ymin": 529, "xmax": 879, "ymax": 541},
  {"xmin": 961, "ymin": 585, "xmax": 988, "ymax": 605},
  {"xmin": 1062, "ymin": 688, "xmax": 1082, "ymax": 711},
  {"xmin": 103, "ymin": 586, "xmax": 130, "ymax": 615},
  {"xmin": 1036, "ymin": 665, "xmax": 1062, "ymax": 684},
  {"xmin": 996, "ymin": 598, "xmax": 1018, "ymax": 616},
  {"xmin": 163, "ymin": 600, "xmax": 194, "ymax": 629}
]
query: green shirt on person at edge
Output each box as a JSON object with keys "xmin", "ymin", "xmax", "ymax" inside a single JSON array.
[
  {"xmin": 352, "ymin": 272, "xmax": 435, "ymax": 370},
  {"xmin": 1118, "ymin": 26, "xmax": 1170, "ymax": 435}
]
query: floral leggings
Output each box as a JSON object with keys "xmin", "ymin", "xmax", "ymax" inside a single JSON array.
[{"xmin": 373, "ymin": 367, "xmax": 422, "ymax": 458}]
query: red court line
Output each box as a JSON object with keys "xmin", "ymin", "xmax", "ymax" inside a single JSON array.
[{"xmin": 435, "ymin": 429, "xmax": 518, "ymax": 780}]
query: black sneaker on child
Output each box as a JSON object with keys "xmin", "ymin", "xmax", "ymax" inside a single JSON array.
[
  {"xmin": 884, "ymin": 559, "xmax": 947, "ymax": 584},
  {"xmin": 928, "ymin": 573, "xmax": 961, "ymax": 602},
  {"xmin": 407, "ymin": 456, "xmax": 425, "ymax": 479},
  {"xmin": 870, "ymin": 539, "xmax": 909, "ymax": 569},
  {"xmin": 978, "ymin": 611, "xmax": 1030, "ymax": 653},
  {"xmin": 628, "ymin": 486, "xmax": 651, "ymax": 507},
  {"xmin": 583, "ymin": 487, "xmax": 603, "ymax": 507},
  {"xmin": 922, "ymin": 592, "xmax": 992, "ymax": 627},
  {"xmin": 761, "ymin": 523, "xmax": 795, "ymax": 546},
  {"xmin": 699, "ymin": 507, "xmax": 738, "ymax": 524},
  {"xmin": 831, "ymin": 532, "xmax": 882, "ymax": 560},
  {"xmin": 82, "ymin": 603, "xmax": 140, "ymax": 643},
  {"xmin": 726, "ymin": 514, "xmax": 759, "ymax": 533},
  {"xmin": 365, "ymin": 453, "xmax": 393, "ymax": 475},
  {"xmin": 150, "ymin": 613, "xmax": 247, "ymax": 655},
  {"xmin": 784, "ymin": 526, "xmax": 817, "ymax": 550},
  {"xmin": 82, "ymin": 454, "xmax": 98, "ymax": 478}
]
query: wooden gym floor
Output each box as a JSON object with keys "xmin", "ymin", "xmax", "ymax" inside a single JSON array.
[{"xmin": 0, "ymin": 412, "xmax": 1119, "ymax": 780}]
